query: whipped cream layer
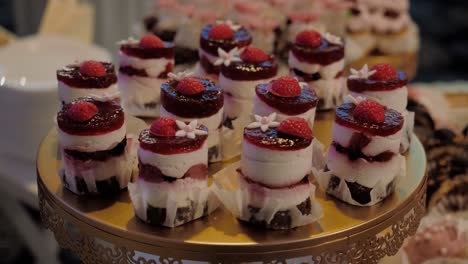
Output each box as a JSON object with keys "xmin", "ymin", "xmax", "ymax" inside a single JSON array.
[
  {"xmin": 332, "ymin": 122, "xmax": 402, "ymax": 156},
  {"xmin": 58, "ymin": 81, "xmax": 119, "ymax": 104},
  {"xmin": 345, "ymin": 33, "xmax": 377, "ymax": 63},
  {"xmin": 288, "ymin": 51, "xmax": 344, "ymax": 79},
  {"xmin": 160, "ymin": 106, "xmax": 223, "ymax": 131},
  {"xmin": 371, "ymin": 12, "xmax": 410, "ymax": 34},
  {"xmin": 376, "ymin": 22, "xmax": 420, "ymax": 54},
  {"xmin": 138, "ymin": 141, "xmax": 207, "ymax": 179},
  {"xmin": 119, "ymin": 51, "xmax": 173, "ymax": 77},
  {"xmin": 223, "ymin": 94, "xmax": 254, "ymax": 119},
  {"xmin": 219, "ymin": 74, "xmax": 276, "ymax": 100},
  {"xmin": 58, "ymin": 122, "xmax": 126, "ymax": 152},
  {"xmin": 349, "ymin": 86, "xmax": 408, "ymax": 113},
  {"xmin": 118, "ymin": 73, "xmax": 164, "ymax": 106},
  {"xmin": 302, "ymin": 77, "xmax": 345, "ymax": 110},
  {"xmin": 252, "ymin": 96, "xmax": 316, "ymax": 127},
  {"xmin": 241, "ymin": 139, "xmax": 313, "ymax": 187}
]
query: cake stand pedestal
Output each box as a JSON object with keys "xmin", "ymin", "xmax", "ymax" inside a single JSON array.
[{"xmin": 38, "ymin": 114, "xmax": 427, "ymax": 264}]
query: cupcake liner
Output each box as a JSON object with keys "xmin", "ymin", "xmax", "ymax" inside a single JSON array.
[
  {"xmin": 128, "ymin": 177, "xmax": 220, "ymax": 228},
  {"xmin": 59, "ymin": 135, "xmax": 137, "ymax": 195}
]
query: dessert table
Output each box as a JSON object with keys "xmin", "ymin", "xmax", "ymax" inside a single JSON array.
[{"xmin": 37, "ymin": 113, "xmax": 427, "ymax": 263}]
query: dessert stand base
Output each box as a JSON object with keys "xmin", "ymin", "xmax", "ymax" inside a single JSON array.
[{"xmin": 38, "ymin": 115, "xmax": 427, "ymax": 263}]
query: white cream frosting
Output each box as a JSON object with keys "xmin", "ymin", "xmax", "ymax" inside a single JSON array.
[
  {"xmin": 219, "ymin": 73, "xmax": 276, "ymax": 100},
  {"xmin": 302, "ymin": 77, "xmax": 345, "ymax": 110},
  {"xmin": 138, "ymin": 141, "xmax": 207, "ymax": 179},
  {"xmin": 223, "ymin": 93, "xmax": 254, "ymax": 119},
  {"xmin": 288, "ymin": 51, "xmax": 344, "ymax": 79},
  {"xmin": 252, "ymin": 95, "xmax": 316, "ymax": 128},
  {"xmin": 349, "ymin": 86, "xmax": 408, "ymax": 113},
  {"xmin": 372, "ymin": 12, "xmax": 410, "ymax": 34},
  {"xmin": 119, "ymin": 51, "xmax": 173, "ymax": 77},
  {"xmin": 118, "ymin": 73, "xmax": 164, "ymax": 106},
  {"xmin": 58, "ymin": 81, "xmax": 119, "ymax": 103},
  {"xmin": 347, "ymin": 3, "xmax": 372, "ymax": 33},
  {"xmin": 376, "ymin": 22, "xmax": 420, "ymax": 54},
  {"xmin": 241, "ymin": 139, "xmax": 313, "ymax": 187},
  {"xmin": 345, "ymin": 32, "xmax": 377, "ymax": 63},
  {"xmin": 57, "ymin": 122, "xmax": 126, "ymax": 152},
  {"xmin": 160, "ymin": 106, "xmax": 223, "ymax": 131},
  {"xmin": 250, "ymin": 30, "xmax": 276, "ymax": 54}
]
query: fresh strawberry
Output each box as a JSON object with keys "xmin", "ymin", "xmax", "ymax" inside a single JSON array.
[
  {"xmin": 176, "ymin": 77, "xmax": 205, "ymax": 95},
  {"xmin": 240, "ymin": 46, "xmax": 269, "ymax": 62},
  {"xmin": 369, "ymin": 63, "xmax": 398, "ymax": 80},
  {"xmin": 79, "ymin": 61, "xmax": 106, "ymax": 77},
  {"xmin": 150, "ymin": 117, "xmax": 177, "ymax": 137},
  {"xmin": 208, "ymin": 24, "xmax": 234, "ymax": 39},
  {"xmin": 295, "ymin": 30, "xmax": 322, "ymax": 47},
  {"xmin": 268, "ymin": 76, "xmax": 302, "ymax": 97},
  {"xmin": 67, "ymin": 101, "xmax": 98, "ymax": 122},
  {"xmin": 353, "ymin": 99, "xmax": 386, "ymax": 123},
  {"xmin": 277, "ymin": 117, "xmax": 312, "ymax": 139},
  {"xmin": 139, "ymin": 34, "xmax": 164, "ymax": 48}
]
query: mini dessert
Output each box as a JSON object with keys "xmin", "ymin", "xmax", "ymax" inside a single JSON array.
[
  {"xmin": 194, "ymin": 20, "xmax": 252, "ymax": 81},
  {"xmin": 253, "ymin": 76, "xmax": 318, "ymax": 127},
  {"xmin": 347, "ymin": 63, "xmax": 414, "ymax": 153},
  {"xmin": 118, "ymin": 35, "xmax": 174, "ymax": 117},
  {"xmin": 129, "ymin": 117, "xmax": 217, "ymax": 227},
  {"xmin": 288, "ymin": 30, "xmax": 345, "ymax": 110},
  {"xmin": 57, "ymin": 60, "xmax": 119, "ymax": 104},
  {"xmin": 216, "ymin": 116, "xmax": 322, "ymax": 229},
  {"xmin": 317, "ymin": 97, "xmax": 406, "ymax": 206},
  {"xmin": 160, "ymin": 72, "xmax": 224, "ymax": 162},
  {"xmin": 57, "ymin": 97, "xmax": 134, "ymax": 195},
  {"xmin": 219, "ymin": 46, "xmax": 278, "ymax": 159}
]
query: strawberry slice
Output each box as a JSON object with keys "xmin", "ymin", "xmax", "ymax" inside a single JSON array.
[
  {"xmin": 67, "ymin": 101, "xmax": 99, "ymax": 122},
  {"xmin": 150, "ymin": 117, "xmax": 178, "ymax": 137},
  {"xmin": 295, "ymin": 30, "xmax": 322, "ymax": 47},
  {"xmin": 268, "ymin": 76, "xmax": 302, "ymax": 97},
  {"xmin": 176, "ymin": 77, "xmax": 205, "ymax": 95},
  {"xmin": 79, "ymin": 60, "xmax": 106, "ymax": 77},
  {"xmin": 208, "ymin": 24, "xmax": 234, "ymax": 39},
  {"xmin": 353, "ymin": 99, "xmax": 386, "ymax": 123},
  {"xmin": 139, "ymin": 34, "xmax": 164, "ymax": 48},
  {"xmin": 277, "ymin": 117, "xmax": 312, "ymax": 139},
  {"xmin": 369, "ymin": 63, "xmax": 398, "ymax": 80}
]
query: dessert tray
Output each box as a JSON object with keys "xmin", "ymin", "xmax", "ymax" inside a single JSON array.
[{"xmin": 38, "ymin": 113, "xmax": 427, "ymax": 264}]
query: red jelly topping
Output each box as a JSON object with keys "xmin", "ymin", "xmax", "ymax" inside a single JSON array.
[
  {"xmin": 139, "ymin": 163, "xmax": 208, "ymax": 183},
  {"xmin": 291, "ymin": 38, "xmax": 344, "ymax": 65},
  {"xmin": 57, "ymin": 97, "xmax": 124, "ymax": 135},
  {"xmin": 347, "ymin": 71, "xmax": 408, "ymax": 92},
  {"xmin": 120, "ymin": 41, "xmax": 175, "ymax": 59},
  {"xmin": 256, "ymin": 83, "xmax": 318, "ymax": 115},
  {"xmin": 220, "ymin": 55, "xmax": 278, "ymax": 81},
  {"xmin": 57, "ymin": 62, "xmax": 117, "ymax": 88},
  {"xmin": 244, "ymin": 126, "xmax": 312, "ymax": 151},
  {"xmin": 139, "ymin": 127, "xmax": 208, "ymax": 155},
  {"xmin": 335, "ymin": 103, "xmax": 403, "ymax": 137},
  {"xmin": 200, "ymin": 24, "xmax": 252, "ymax": 56},
  {"xmin": 161, "ymin": 78, "xmax": 223, "ymax": 118}
]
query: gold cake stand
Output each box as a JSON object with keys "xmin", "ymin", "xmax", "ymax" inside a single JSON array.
[{"xmin": 38, "ymin": 114, "xmax": 427, "ymax": 264}]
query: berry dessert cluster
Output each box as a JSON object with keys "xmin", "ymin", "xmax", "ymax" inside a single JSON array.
[
  {"xmin": 288, "ymin": 30, "xmax": 345, "ymax": 110},
  {"xmin": 317, "ymin": 97, "xmax": 405, "ymax": 206},
  {"xmin": 118, "ymin": 34, "xmax": 175, "ymax": 117},
  {"xmin": 57, "ymin": 60, "xmax": 119, "ymax": 104},
  {"xmin": 347, "ymin": 63, "xmax": 414, "ymax": 153},
  {"xmin": 128, "ymin": 117, "xmax": 215, "ymax": 227},
  {"xmin": 215, "ymin": 115, "xmax": 322, "ymax": 230},
  {"xmin": 194, "ymin": 20, "xmax": 252, "ymax": 82},
  {"xmin": 159, "ymin": 72, "xmax": 224, "ymax": 162},
  {"xmin": 253, "ymin": 76, "xmax": 318, "ymax": 128},
  {"xmin": 57, "ymin": 97, "xmax": 134, "ymax": 195}
]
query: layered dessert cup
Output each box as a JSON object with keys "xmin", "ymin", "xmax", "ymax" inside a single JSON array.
[
  {"xmin": 118, "ymin": 35, "xmax": 174, "ymax": 117},
  {"xmin": 129, "ymin": 117, "xmax": 215, "ymax": 227},
  {"xmin": 347, "ymin": 63, "xmax": 414, "ymax": 153},
  {"xmin": 57, "ymin": 97, "xmax": 134, "ymax": 195},
  {"xmin": 219, "ymin": 46, "xmax": 278, "ymax": 159},
  {"xmin": 194, "ymin": 20, "xmax": 252, "ymax": 81},
  {"xmin": 288, "ymin": 30, "xmax": 345, "ymax": 110},
  {"xmin": 253, "ymin": 76, "xmax": 318, "ymax": 128},
  {"xmin": 216, "ymin": 116, "xmax": 322, "ymax": 230},
  {"xmin": 160, "ymin": 72, "xmax": 224, "ymax": 162},
  {"xmin": 317, "ymin": 98, "xmax": 405, "ymax": 206},
  {"xmin": 57, "ymin": 60, "xmax": 119, "ymax": 104}
]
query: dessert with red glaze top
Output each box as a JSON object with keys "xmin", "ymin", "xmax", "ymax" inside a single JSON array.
[
  {"xmin": 160, "ymin": 72, "xmax": 224, "ymax": 162},
  {"xmin": 194, "ymin": 20, "xmax": 252, "ymax": 81},
  {"xmin": 128, "ymin": 117, "xmax": 216, "ymax": 227},
  {"xmin": 288, "ymin": 30, "xmax": 345, "ymax": 110},
  {"xmin": 215, "ymin": 115, "xmax": 322, "ymax": 229},
  {"xmin": 316, "ymin": 96, "xmax": 406, "ymax": 206},
  {"xmin": 57, "ymin": 61, "xmax": 119, "ymax": 104},
  {"xmin": 118, "ymin": 35, "xmax": 175, "ymax": 117},
  {"xmin": 219, "ymin": 46, "xmax": 278, "ymax": 160},
  {"xmin": 57, "ymin": 97, "xmax": 134, "ymax": 195},
  {"xmin": 347, "ymin": 63, "xmax": 414, "ymax": 153},
  {"xmin": 253, "ymin": 76, "xmax": 318, "ymax": 128}
]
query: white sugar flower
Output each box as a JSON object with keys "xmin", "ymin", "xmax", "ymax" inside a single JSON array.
[
  {"xmin": 324, "ymin": 32, "xmax": 342, "ymax": 46},
  {"xmin": 116, "ymin": 37, "xmax": 139, "ymax": 45},
  {"xmin": 168, "ymin": 71, "xmax": 194, "ymax": 81},
  {"xmin": 216, "ymin": 20, "xmax": 241, "ymax": 31},
  {"xmin": 246, "ymin": 113, "xmax": 280, "ymax": 132},
  {"xmin": 89, "ymin": 91, "xmax": 121, "ymax": 102},
  {"xmin": 344, "ymin": 94, "xmax": 367, "ymax": 105},
  {"xmin": 349, "ymin": 64, "xmax": 376, "ymax": 80},
  {"xmin": 175, "ymin": 120, "xmax": 208, "ymax": 139},
  {"xmin": 214, "ymin": 47, "xmax": 243, "ymax": 66}
]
